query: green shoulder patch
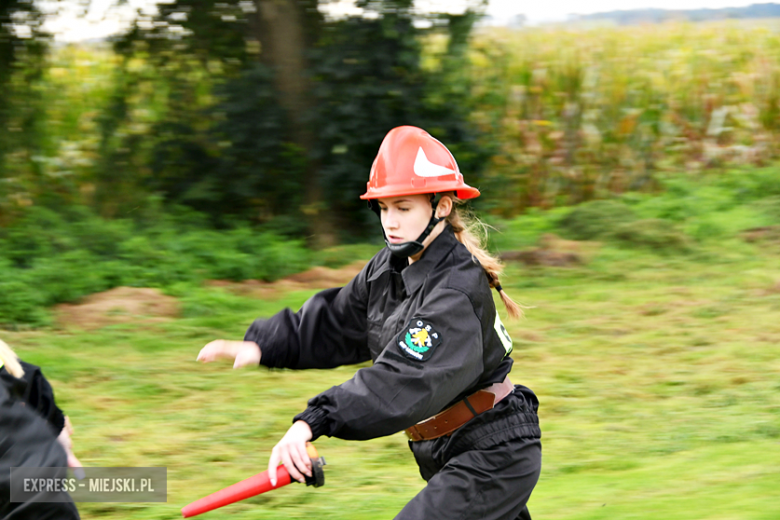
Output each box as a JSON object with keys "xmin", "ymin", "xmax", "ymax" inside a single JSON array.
[{"xmin": 396, "ymin": 319, "xmax": 442, "ymax": 362}]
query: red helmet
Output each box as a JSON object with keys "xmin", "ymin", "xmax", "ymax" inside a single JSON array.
[{"xmin": 360, "ymin": 126, "xmax": 480, "ymax": 200}]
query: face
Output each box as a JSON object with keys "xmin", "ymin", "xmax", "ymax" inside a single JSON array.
[{"xmin": 377, "ymin": 194, "xmax": 435, "ymax": 245}]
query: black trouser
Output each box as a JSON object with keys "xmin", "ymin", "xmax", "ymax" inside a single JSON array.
[{"xmin": 396, "ymin": 386, "xmax": 542, "ymax": 520}]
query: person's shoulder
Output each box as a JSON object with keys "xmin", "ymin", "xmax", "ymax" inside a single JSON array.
[
  {"xmin": 1, "ymin": 360, "xmax": 42, "ymax": 387},
  {"xmin": 18, "ymin": 360, "xmax": 46, "ymax": 386},
  {"xmin": 19, "ymin": 360, "xmax": 42, "ymax": 375},
  {"xmin": 439, "ymin": 241, "xmax": 491, "ymax": 300}
]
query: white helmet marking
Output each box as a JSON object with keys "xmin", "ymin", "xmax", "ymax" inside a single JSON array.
[{"xmin": 413, "ymin": 147, "xmax": 456, "ymax": 177}]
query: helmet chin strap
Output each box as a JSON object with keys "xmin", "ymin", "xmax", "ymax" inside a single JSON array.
[{"xmin": 368, "ymin": 195, "xmax": 444, "ymax": 258}]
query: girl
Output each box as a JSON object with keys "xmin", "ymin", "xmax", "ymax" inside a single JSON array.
[{"xmin": 198, "ymin": 126, "xmax": 542, "ymax": 519}]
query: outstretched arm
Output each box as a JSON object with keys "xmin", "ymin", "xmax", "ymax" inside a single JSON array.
[
  {"xmin": 246, "ymin": 263, "xmax": 373, "ymax": 370},
  {"xmin": 197, "ymin": 262, "xmax": 372, "ymax": 370}
]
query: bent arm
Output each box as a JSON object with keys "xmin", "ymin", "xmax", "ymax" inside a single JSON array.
[{"xmin": 294, "ymin": 288, "xmax": 484, "ymax": 441}]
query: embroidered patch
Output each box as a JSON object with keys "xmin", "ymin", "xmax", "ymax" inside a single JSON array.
[
  {"xmin": 494, "ymin": 314, "xmax": 513, "ymax": 357},
  {"xmin": 397, "ymin": 319, "xmax": 442, "ymax": 362}
]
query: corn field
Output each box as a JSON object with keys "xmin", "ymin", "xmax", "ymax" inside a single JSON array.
[{"xmin": 468, "ymin": 21, "xmax": 780, "ymax": 213}]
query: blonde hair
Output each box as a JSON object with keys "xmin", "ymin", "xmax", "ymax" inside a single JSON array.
[
  {"xmin": 444, "ymin": 196, "xmax": 524, "ymax": 319},
  {"xmin": 0, "ymin": 339, "xmax": 25, "ymax": 379}
]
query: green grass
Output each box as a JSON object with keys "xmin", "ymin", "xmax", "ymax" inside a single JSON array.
[
  {"xmin": 5, "ymin": 232, "xmax": 779, "ymax": 519},
  {"xmin": 505, "ymin": 250, "xmax": 780, "ymax": 519}
]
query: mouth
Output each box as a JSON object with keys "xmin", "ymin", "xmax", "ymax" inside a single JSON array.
[{"xmin": 387, "ymin": 234, "xmax": 405, "ymax": 244}]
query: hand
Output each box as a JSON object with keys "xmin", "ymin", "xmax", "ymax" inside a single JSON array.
[
  {"xmin": 57, "ymin": 416, "xmax": 83, "ymax": 470},
  {"xmin": 267, "ymin": 421, "xmax": 313, "ymax": 486},
  {"xmin": 196, "ymin": 340, "xmax": 261, "ymax": 368}
]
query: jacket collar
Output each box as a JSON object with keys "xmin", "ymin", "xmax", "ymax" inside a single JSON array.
[{"xmin": 368, "ymin": 224, "xmax": 459, "ymax": 294}]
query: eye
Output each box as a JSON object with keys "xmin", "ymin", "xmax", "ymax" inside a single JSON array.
[
  {"xmin": 379, "ymin": 206, "xmax": 388, "ymax": 212},
  {"xmin": 398, "ymin": 207, "xmax": 410, "ymax": 212}
]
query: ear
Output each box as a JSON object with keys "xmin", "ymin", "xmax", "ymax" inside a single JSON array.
[{"xmin": 436, "ymin": 195, "xmax": 453, "ymax": 218}]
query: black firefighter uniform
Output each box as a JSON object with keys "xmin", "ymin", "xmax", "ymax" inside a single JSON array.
[
  {"xmin": 1, "ymin": 360, "xmax": 80, "ymax": 520},
  {"xmin": 246, "ymin": 225, "xmax": 542, "ymax": 520}
]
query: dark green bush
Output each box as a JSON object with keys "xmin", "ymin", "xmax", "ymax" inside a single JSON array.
[
  {"xmin": 0, "ymin": 261, "xmax": 50, "ymax": 327},
  {"xmin": 1, "ymin": 207, "xmax": 72, "ymax": 267},
  {"xmin": 609, "ymin": 219, "xmax": 692, "ymax": 253},
  {"xmin": 28, "ymin": 251, "xmax": 114, "ymax": 306},
  {"xmin": 557, "ymin": 200, "xmax": 638, "ymax": 240},
  {"xmin": 713, "ymin": 165, "xmax": 780, "ymax": 202},
  {"xmin": 0, "ymin": 206, "xmax": 314, "ymax": 327}
]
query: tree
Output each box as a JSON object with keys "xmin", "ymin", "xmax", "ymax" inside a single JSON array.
[
  {"xmin": 91, "ymin": 0, "xmax": 490, "ymax": 241},
  {"xmin": 0, "ymin": 0, "xmax": 49, "ymax": 223}
]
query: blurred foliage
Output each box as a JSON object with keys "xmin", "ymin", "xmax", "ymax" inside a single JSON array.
[
  {"xmin": 4, "ymin": 13, "xmax": 780, "ymax": 232},
  {"xmin": 487, "ymin": 163, "xmax": 778, "ymax": 256},
  {"xmin": 609, "ymin": 219, "xmax": 693, "ymax": 253},
  {"xmin": 92, "ymin": 0, "xmax": 487, "ymax": 238},
  {"xmin": 2, "ymin": 9, "xmax": 780, "ymax": 283},
  {"xmin": 0, "ymin": 202, "xmax": 315, "ymax": 327},
  {"xmin": 468, "ymin": 21, "xmax": 780, "ymax": 214},
  {"xmin": 2, "ymin": 162, "xmax": 778, "ymax": 328},
  {"xmin": 0, "ymin": 0, "xmax": 487, "ymax": 239},
  {"xmin": 0, "ymin": 0, "xmax": 49, "ymax": 219},
  {"xmin": 557, "ymin": 200, "xmax": 637, "ymax": 240}
]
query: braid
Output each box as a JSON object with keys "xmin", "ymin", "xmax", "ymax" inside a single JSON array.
[{"xmin": 445, "ymin": 199, "xmax": 524, "ymax": 319}]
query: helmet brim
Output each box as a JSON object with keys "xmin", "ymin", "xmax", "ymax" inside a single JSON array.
[{"xmin": 360, "ymin": 184, "xmax": 480, "ymax": 201}]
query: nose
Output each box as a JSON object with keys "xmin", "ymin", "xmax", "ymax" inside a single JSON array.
[{"xmin": 382, "ymin": 209, "xmax": 399, "ymax": 230}]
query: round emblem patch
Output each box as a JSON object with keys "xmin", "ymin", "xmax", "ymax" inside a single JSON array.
[{"xmin": 397, "ymin": 319, "xmax": 442, "ymax": 362}]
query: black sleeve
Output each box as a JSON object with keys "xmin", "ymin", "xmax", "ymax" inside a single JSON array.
[
  {"xmin": 294, "ymin": 287, "xmax": 484, "ymax": 441},
  {"xmin": 0, "ymin": 387, "xmax": 80, "ymax": 519},
  {"xmin": 244, "ymin": 264, "xmax": 372, "ymax": 370},
  {"xmin": 18, "ymin": 361, "xmax": 66, "ymax": 435}
]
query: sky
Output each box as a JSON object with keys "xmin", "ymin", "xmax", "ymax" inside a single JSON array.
[
  {"xmin": 40, "ymin": 0, "xmax": 768, "ymax": 42},
  {"xmin": 485, "ymin": 0, "xmax": 766, "ymax": 24}
]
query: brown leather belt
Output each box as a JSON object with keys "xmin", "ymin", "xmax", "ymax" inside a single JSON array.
[{"xmin": 405, "ymin": 377, "xmax": 514, "ymax": 442}]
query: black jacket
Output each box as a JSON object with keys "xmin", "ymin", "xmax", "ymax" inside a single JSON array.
[
  {"xmin": 0, "ymin": 361, "xmax": 66, "ymax": 436},
  {"xmin": 1, "ymin": 361, "xmax": 80, "ymax": 520},
  {"xmin": 245, "ymin": 226, "xmax": 515, "ymax": 442}
]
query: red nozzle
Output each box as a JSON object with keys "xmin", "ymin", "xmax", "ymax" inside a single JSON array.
[
  {"xmin": 181, "ymin": 466, "xmax": 292, "ymax": 518},
  {"xmin": 181, "ymin": 443, "xmax": 326, "ymax": 518}
]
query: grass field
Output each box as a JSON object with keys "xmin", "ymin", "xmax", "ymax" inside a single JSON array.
[{"xmin": 4, "ymin": 170, "xmax": 780, "ymax": 519}]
